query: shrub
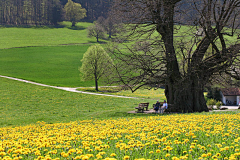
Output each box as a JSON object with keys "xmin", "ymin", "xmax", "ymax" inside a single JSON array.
[
  {"xmin": 215, "ymin": 101, "xmax": 222, "ymax": 110},
  {"xmin": 207, "ymin": 98, "xmax": 216, "ymax": 109}
]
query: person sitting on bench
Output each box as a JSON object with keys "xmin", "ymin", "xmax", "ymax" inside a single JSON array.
[
  {"xmin": 154, "ymin": 101, "xmax": 161, "ymax": 113},
  {"xmin": 160, "ymin": 100, "xmax": 168, "ymax": 113}
]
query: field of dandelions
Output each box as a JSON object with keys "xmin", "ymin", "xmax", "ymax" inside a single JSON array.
[{"xmin": 0, "ymin": 113, "xmax": 240, "ymax": 160}]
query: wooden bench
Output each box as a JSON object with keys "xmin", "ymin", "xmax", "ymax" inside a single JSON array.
[{"xmin": 135, "ymin": 102, "xmax": 149, "ymax": 113}]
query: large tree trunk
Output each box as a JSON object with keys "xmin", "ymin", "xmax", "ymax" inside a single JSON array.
[
  {"xmin": 155, "ymin": 1, "xmax": 209, "ymax": 113},
  {"xmin": 165, "ymin": 75, "xmax": 209, "ymax": 112}
]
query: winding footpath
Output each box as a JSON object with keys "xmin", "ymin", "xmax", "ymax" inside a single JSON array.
[{"xmin": 0, "ymin": 75, "xmax": 139, "ymax": 99}]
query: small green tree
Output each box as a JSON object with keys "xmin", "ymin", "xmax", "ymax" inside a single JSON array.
[
  {"xmin": 215, "ymin": 101, "xmax": 222, "ymax": 110},
  {"xmin": 64, "ymin": 0, "xmax": 86, "ymax": 27},
  {"xmin": 79, "ymin": 44, "xmax": 114, "ymax": 91},
  {"xmin": 206, "ymin": 99, "xmax": 216, "ymax": 110}
]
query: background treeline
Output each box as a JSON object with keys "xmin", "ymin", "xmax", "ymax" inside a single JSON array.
[
  {"xmin": 0, "ymin": 0, "xmax": 62, "ymax": 25},
  {"xmin": 0, "ymin": 0, "xmax": 112, "ymax": 25}
]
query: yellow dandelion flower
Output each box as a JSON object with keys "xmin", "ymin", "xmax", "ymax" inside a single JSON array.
[
  {"xmin": 207, "ymin": 153, "xmax": 212, "ymax": 156},
  {"xmin": 216, "ymin": 153, "xmax": 221, "ymax": 157},
  {"xmin": 165, "ymin": 154, "xmax": 170, "ymax": 157},
  {"xmin": 0, "ymin": 152, "xmax": 6, "ymax": 156},
  {"xmin": 75, "ymin": 156, "xmax": 82, "ymax": 160},
  {"xmin": 62, "ymin": 153, "xmax": 69, "ymax": 158},
  {"xmin": 156, "ymin": 149, "xmax": 161, "ymax": 153},
  {"xmin": 110, "ymin": 153, "xmax": 116, "ymax": 157},
  {"xmin": 81, "ymin": 155, "xmax": 89, "ymax": 160},
  {"xmin": 201, "ymin": 154, "xmax": 207, "ymax": 158}
]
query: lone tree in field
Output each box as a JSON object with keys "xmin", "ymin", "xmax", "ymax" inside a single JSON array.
[
  {"xmin": 87, "ymin": 22, "xmax": 106, "ymax": 42},
  {"xmin": 64, "ymin": 0, "xmax": 86, "ymax": 27},
  {"xmin": 109, "ymin": 0, "xmax": 240, "ymax": 112},
  {"xmin": 79, "ymin": 44, "xmax": 114, "ymax": 91},
  {"xmin": 96, "ymin": 16, "xmax": 123, "ymax": 39}
]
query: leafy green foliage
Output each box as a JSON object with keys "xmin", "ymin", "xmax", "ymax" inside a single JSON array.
[
  {"xmin": 64, "ymin": 0, "xmax": 86, "ymax": 26},
  {"xmin": 79, "ymin": 45, "xmax": 114, "ymax": 90},
  {"xmin": 206, "ymin": 99, "xmax": 216, "ymax": 109},
  {"xmin": 215, "ymin": 101, "xmax": 222, "ymax": 109}
]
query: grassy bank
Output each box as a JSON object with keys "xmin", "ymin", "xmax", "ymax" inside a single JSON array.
[{"xmin": 0, "ymin": 77, "xmax": 156, "ymax": 127}]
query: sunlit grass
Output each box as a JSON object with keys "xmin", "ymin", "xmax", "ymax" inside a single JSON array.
[
  {"xmin": 0, "ymin": 77, "xmax": 156, "ymax": 127},
  {"xmin": 0, "ymin": 22, "xmax": 98, "ymax": 49},
  {"xmin": 78, "ymin": 87, "xmax": 166, "ymax": 100},
  {"xmin": 0, "ymin": 45, "xmax": 101, "ymax": 87}
]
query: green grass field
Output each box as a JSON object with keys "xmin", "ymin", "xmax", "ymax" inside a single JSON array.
[
  {"xmin": 0, "ymin": 22, "xmax": 110, "ymax": 87},
  {"xmin": 0, "ymin": 77, "xmax": 157, "ymax": 127},
  {"xmin": 0, "ymin": 45, "xmax": 97, "ymax": 87},
  {"xmin": 78, "ymin": 87, "xmax": 166, "ymax": 100},
  {"xmin": 0, "ymin": 21, "xmax": 239, "ymax": 128},
  {"xmin": 0, "ymin": 21, "xmax": 240, "ymax": 160},
  {"xmin": 0, "ymin": 22, "xmax": 98, "ymax": 49}
]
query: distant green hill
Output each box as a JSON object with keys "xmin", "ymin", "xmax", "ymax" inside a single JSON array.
[
  {"xmin": 0, "ymin": 22, "xmax": 98, "ymax": 49},
  {"xmin": 0, "ymin": 22, "xmax": 108, "ymax": 87}
]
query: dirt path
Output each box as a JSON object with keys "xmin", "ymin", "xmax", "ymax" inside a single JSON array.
[{"xmin": 0, "ymin": 75, "xmax": 139, "ymax": 99}]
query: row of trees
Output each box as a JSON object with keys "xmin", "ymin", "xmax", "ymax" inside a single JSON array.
[
  {"xmin": 0, "ymin": 0, "xmax": 112, "ymax": 25},
  {"xmin": 0, "ymin": 0, "xmax": 62, "ymax": 25}
]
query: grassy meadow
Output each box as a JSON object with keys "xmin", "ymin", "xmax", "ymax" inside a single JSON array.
[
  {"xmin": 0, "ymin": 22, "xmax": 105, "ymax": 87},
  {"xmin": 0, "ymin": 77, "xmax": 156, "ymax": 127},
  {"xmin": 0, "ymin": 45, "xmax": 94, "ymax": 87},
  {"xmin": 0, "ymin": 22, "xmax": 97, "ymax": 49},
  {"xmin": 77, "ymin": 87, "xmax": 166, "ymax": 100},
  {"xmin": 1, "ymin": 22, "xmax": 240, "ymax": 160}
]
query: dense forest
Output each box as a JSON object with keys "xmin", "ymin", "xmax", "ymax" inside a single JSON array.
[{"xmin": 0, "ymin": 0, "xmax": 112, "ymax": 25}]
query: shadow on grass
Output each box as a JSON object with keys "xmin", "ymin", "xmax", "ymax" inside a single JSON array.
[
  {"xmin": 77, "ymin": 87, "xmax": 123, "ymax": 93},
  {"xmin": 108, "ymin": 111, "xmax": 162, "ymax": 118},
  {"xmin": 0, "ymin": 24, "xmax": 66, "ymax": 29},
  {"xmin": 66, "ymin": 26, "xmax": 86, "ymax": 30}
]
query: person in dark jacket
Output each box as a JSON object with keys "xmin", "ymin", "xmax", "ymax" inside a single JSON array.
[{"xmin": 154, "ymin": 101, "xmax": 161, "ymax": 113}]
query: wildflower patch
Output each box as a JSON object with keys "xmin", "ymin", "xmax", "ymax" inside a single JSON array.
[{"xmin": 0, "ymin": 114, "xmax": 240, "ymax": 160}]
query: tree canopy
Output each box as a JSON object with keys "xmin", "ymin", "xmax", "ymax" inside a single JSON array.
[
  {"xmin": 64, "ymin": 0, "xmax": 86, "ymax": 26},
  {"xmin": 79, "ymin": 44, "xmax": 114, "ymax": 91},
  {"xmin": 109, "ymin": 0, "xmax": 240, "ymax": 112}
]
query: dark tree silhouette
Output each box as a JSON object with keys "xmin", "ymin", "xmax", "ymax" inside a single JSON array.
[{"xmin": 108, "ymin": 0, "xmax": 240, "ymax": 112}]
